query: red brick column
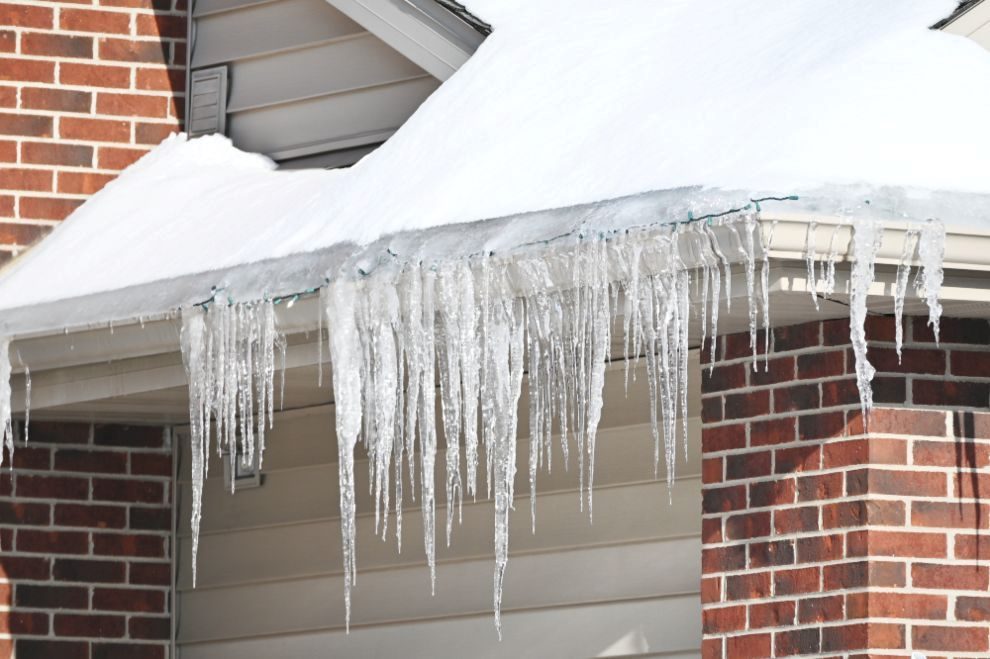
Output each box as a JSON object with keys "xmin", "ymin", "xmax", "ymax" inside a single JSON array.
[
  {"xmin": 0, "ymin": 421, "xmax": 172, "ymax": 658},
  {"xmin": 1, "ymin": 0, "xmax": 186, "ymax": 264},
  {"xmin": 700, "ymin": 317, "xmax": 990, "ymax": 658}
]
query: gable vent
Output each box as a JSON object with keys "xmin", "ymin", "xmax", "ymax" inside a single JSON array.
[{"xmin": 188, "ymin": 66, "xmax": 228, "ymax": 137}]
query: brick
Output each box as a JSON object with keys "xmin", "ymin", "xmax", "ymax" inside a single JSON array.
[
  {"xmin": 94, "ymin": 424, "xmax": 165, "ymax": 448},
  {"xmin": 99, "ymin": 37, "xmax": 169, "ymax": 65},
  {"xmin": 798, "ymin": 594, "xmax": 843, "ymax": 623},
  {"xmin": 26, "ymin": 421, "xmax": 91, "ymax": 444},
  {"xmin": 749, "ymin": 478, "xmax": 794, "ymax": 508},
  {"xmin": 55, "ymin": 613, "xmax": 126, "ymax": 638},
  {"xmin": 701, "ymin": 575, "xmax": 720, "ymax": 603},
  {"xmin": 912, "ymin": 624, "xmax": 988, "ymax": 652},
  {"xmin": 748, "ymin": 600, "xmax": 794, "ymax": 628},
  {"xmin": 775, "ymin": 321, "xmax": 820, "ymax": 351},
  {"xmin": 5, "ymin": 445, "xmax": 50, "ymax": 469},
  {"xmin": 701, "ymin": 457, "xmax": 723, "ymax": 484},
  {"xmin": 748, "ymin": 539, "xmax": 794, "ymax": 568},
  {"xmin": 93, "ymin": 587, "xmax": 165, "ymax": 613},
  {"xmin": 724, "ymin": 390, "xmax": 769, "ymax": 420},
  {"xmin": 702, "ymin": 545, "xmax": 746, "ymax": 574},
  {"xmin": 129, "ymin": 562, "xmax": 169, "ymax": 586},
  {"xmin": 94, "ymin": 532, "xmax": 165, "ymax": 557},
  {"xmin": 60, "ymin": 117, "xmax": 131, "ymax": 143},
  {"xmin": 98, "ymin": 146, "xmax": 149, "ymax": 170},
  {"xmin": 16, "ymin": 640, "xmax": 88, "ymax": 659},
  {"xmin": 750, "ymin": 417, "xmax": 795, "ymax": 446},
  {"xmin": 873, "ymin": 375, "xmax": 907, "ymax": 404},
  {"xmin": 915, "ymin": 379, "xmax": 990, "ymax": 407},
  {"xmin": 799, "ymin": 411, "xmax": 847, "ymax": 440},
  {"xmin": 797, "ymin": 350, "xmax": 845, "ymax": 379},
  {"xmin": 0, "ymin": 112, "xmax": 53, "ymax": 137},
  {"xmin": 775, "ymin": 628, "xmax": 820, "ymax": 656},
  {"xmin": 912, "ymin": 500, "xmax": 988, "ymax": 529},
  {"xmin": 93, "ymin": 477, "xmax": 164, "ymax": 503},
  {"xmin": 54, "ymin": 558, "xmax": 126, "ymax": 583},
  {"xmin": 704, "ymin": 363, "xmax": 746, "ymax": 392},
  {"xmin": 702, "ymin": 423, "xmax": 746, "ymax": 453},
  {"xmin": 135, "ymin": 121, "xmax": 178, "ymax": 145},
  {"xmin": 821, "ymin": 622, "xmax": 904, "ymax": 652},
  {"xmin": 957, "ymin": 596, "xmax": 990, "ymax": 622},
  {"xmin": 0, "ymin": 57, "xmax": 55, "ymax": 83},
  {"xmin": 701, "ymin": 396, "xmax": 722, "ymax": 423},
  {"xmin": 0, "ymin": 31, "xmax": 14, "ymax": 54},
  {"xmin": 0, "ymin": 167, "xmax": 52, "ymax": 192},
  {"xmin": 0, "ymin": 86, "xmax": 15, "ymax": 108},
  {"xmin": 17, "ymin": 584, "xmax": 88, "ymax": 609},
  {"xmin": 0, "ymin": 5, "xmax": 54, "ymax": 29},
  {"xmin": 823, "ymin": 560, "xmax": 905, "ymax": 590},
  {"xmin": 702, "ymin": 484, "xmax": 746, "ymax": 514},
  {"xmin": 59, "ymin": 171, "xmax": 116, "ymax": 195},
  {"xmin": 56, "ymin": 503, "xmax": 127, "ymax": 529},
  {"xmin": 774, "ymin": 383, "xmax": 819, "ymax": 413},
  {"xmin": 0, "ymin": 556, "xmax": 50, "ymax": 580},
  {"xmin": 915, "ymin": 437, "xmax": 990, "ymax": 468},
  {"xmin": 130, "ymin": 506, "xmax": 170, "ymax": 531},
  {"xmin": 723, "ymin": 331, "xmax": 765, "ymax": 360},
  {"xmin": 61, "ymin": 8, "xmax": 131, "ymax": 33},
  {"xmin": 774, "ymin": 444, "xmax": 820, "ymax": 474},
  {"xmin": 22, "ymin": 142, "xmax": 93, "ymax": 167},
  {"xmin": 0, "ymin": 501, "xmax": 50, "ymax": 525},
  {"xmin": 60, "ymin": 62, "xmax": 131, "ymax": 89},
  {"xmin": 17, "ymin": 473, "xmax": 89, "ymax": 499},
  {"xmin": 774, "ymin": 505, "xmax": 819, "ymax": 534},
  {"xmin": 952, "ymin": 350, "xmax": 990, "ymax": 377},
  {"xmin": 846, "ymin": 468, "xmax": 946, "ymax": 498},
  {"xmin": 822, "ymin": 438, "xmax": 906, "ymax": 469},
  {"xmin": 0, "ymin": 611, "xmax": 48, "ymax": 635},
  {"xmin": 796, "ymin": 533, "xmax": 843, "ymax": 563},
  {"xmin": 55, "ymin": 448, "xmax": 128, "ymax": 473},
  {"xmin": 101, "ymin": 0, "xmax": 172, "ymax": 9},
  {"xmin": 98, "ymin": 91, "xmax": 168, "ymax": 118},
  {"xmin": 136, "ymin": 66, "xmax": 184, "ymax": 92},
  {"xmin": 872, "ymin": 347, "xmax": 945, "ymax": 374},
  {"xmin": 137, "ymin": 13, "xmax": 186, "ymax": 39},
  {"xmin": 94, "ymin": 641, "xmax": 167, "ymax": 659},
  {"xmin": 847, "ymin": 591, "xmax": 946, "ymax": 620},
  {"xmin": 821, "ymin": 378, "xmax": 859, "ymax": 407},
  {"xmin": 0, "ymin": 139, "xmax": 13, "ymax": 163},
  {"xmin": 17, "ymin": 529, "xmax": 89, "ymax": 554},
  {"xmin": 22, "ymin": 32, "xmax": 94, "ymax": 59},
  {"xmin": 725, "ymin": 633, "xmax": 770, "ymax": 659},
  {"xmin": 867, "ymin": 407, "xmax": 946, "ymax": 436},
  {"xmin": 914, "ymin": 563, "xmax": 989, "ymax": 590},
  {"xmin": 20, "ymin": 197, "xmax": 84, "ymax": 220},
  {"xmin": 725, "ymin": 511, "xmax": 770, "ymax": 540},
  {"xmin": 822, "ymin": 499, "xmax": 904, "ymax": 529},
  {"xmin": 725, "ymin": 450, "xmax": 770, "ymax": 480},
  {"xmin": 847, "ymin": 530, "xmax": 946, "ymax": 559},
  {"xmin": 773, "ymin": 566, "xmax": 819, "ymax": 596},
  {"xmin": 22, "ymin": 87, "xmax": 92, "ymax": 114},
  {"xmin": 797, "ymin": 471, "xmax": 842, "ymax": 501},
  {"xmin": 914, "ymin": 316, "xmax": 989, "ymax": 344},
  {"xmin": 702, "ymin": 604, "xmax": 745, "ymax": 634},
  {"xmin": 954, "ymin": 470, "xmax": 990, "ymax": 499},
  {"xmin": 748, "ymin": 356, "xmax": 794, "ymax": 386},
  {"xmin": 129, "ymin": 616, "xmax": 170, "ymax": 640},
  {"xmin": 956, "ymin": 533, "xmax": 990, "ymax": 560}
]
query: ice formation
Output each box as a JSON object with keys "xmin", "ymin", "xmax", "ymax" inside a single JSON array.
[
  {"xmin": 0, "ymin": 339, "xmax": 12, "ymax": 464},
  {"xmin": 173, "ymin": 209, "xmax": 947, "ymax": 635}
]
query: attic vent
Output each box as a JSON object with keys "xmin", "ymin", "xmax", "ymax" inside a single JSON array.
[{"xmin": 188, "ymin": 66, "xmax": 228, "ymax": 137}]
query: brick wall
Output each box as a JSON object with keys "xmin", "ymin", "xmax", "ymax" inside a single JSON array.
[
  {"xmin": 0, "ymin": 0, "xmax": 186, "ymax": 265},
  {"xmin": 0, "ymin": 421, "xmax": 172, "ymax": 659},
  {"xmin": 701, "ymin": 316, "xmax": 990, "ymax": 658}
]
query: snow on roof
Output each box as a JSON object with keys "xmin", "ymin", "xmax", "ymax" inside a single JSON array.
[{"xmin": 1, "ymin": 0, "xmax": 989, "ymax": 335}]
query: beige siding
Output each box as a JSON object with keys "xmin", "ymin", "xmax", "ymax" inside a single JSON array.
[
  {"xmin": 175, "ymin": 361, "xmax": 703, "ymax": 658},
  {"xmin": 944, "ymin": 1, "xmax": 990, "ymax": 50}
]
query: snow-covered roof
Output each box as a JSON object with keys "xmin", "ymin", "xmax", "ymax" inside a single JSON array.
[{"xmin": 1, "ymin": 0, "xmax": 989, "ymax": 335}]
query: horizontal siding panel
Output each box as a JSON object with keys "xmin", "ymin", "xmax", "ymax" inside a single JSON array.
[
  {"xmin": 194, "ymin": 0, "xmax": 276, "ymax": 18},
  {"xmin": 177, "ymin": 419, "xmax": 702, "ymax": 536},
  {"xmin": 178, "ymin": 475, "xmax": 702, "ymax": 590},
  {"xmin": 192, "ymin": 0, "xmax": 364, "ymax": 68},
  {"xmin": 177, "ymin": 536, "xmax": 700, "ymax": 643},
  {"xmin": 970, "ymin": 23, "xmax": 990, "ymax": 49},
  {"xmin": 227, "ymin": 33, "xmax": 427, "ymax": 113},
  {"xmin": 227, "ymin": 76, "xmax": 439, "ymax": 158},
  {"xmin": 178, "ymin": 592, "xmax": 701, "ymax": 659},
  {"xmin": 944, "ymin": 2, "xmax": 990, "ymax": 37}
]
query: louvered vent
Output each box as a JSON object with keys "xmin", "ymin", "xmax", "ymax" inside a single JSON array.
[{"xmin": 188, "ymin": 66, "xmax": 228, "ymax": 137}]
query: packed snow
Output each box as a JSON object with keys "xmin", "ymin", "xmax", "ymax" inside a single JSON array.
[{"xmin": 0, "ymin": 0, "xmax": 984, "ymax": 639}]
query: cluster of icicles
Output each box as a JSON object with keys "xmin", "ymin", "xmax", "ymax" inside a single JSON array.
[{"xmin": 176, "ymin": 211, "xmax": 945, "ymax": 636}]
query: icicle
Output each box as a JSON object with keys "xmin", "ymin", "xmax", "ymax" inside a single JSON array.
[
  {"xmin": 894, "ymin": 229, "xmax": 919, "ymax": 362},
  {"xmin": 22, "ymin": 364, "xmax": 30, "ymax": 444},
  {"xmin": 179, "ymin": 311, "xmax": 207, "ymax": 587},
  {"xmin": 325, "ymin": 280, "xmax": 363, "ymax": 632},
  {"xmin": 805, "ymin": 221, "xmax": 820, "ymax": 310},
  {"xmin": 760, "ymin": 221, "xmax": 778, "ymax": 369},
  {"xmin": 918, "ymin": 219, "xmax": 945, "ymax": 345},
  {"xmin": 0, "ymin": 340, "xmax": 11, "ymax": 467},
  {"xmin": 821, "ymin": 224, "xmax": 842, "ymax": 299},
  {"xmin": 740, "ymin": 216, "xmax": 759, "ymax": 369},
  {"xmin": 849, "ymin": 218, "xmax": 884, "ymax": 419}
]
